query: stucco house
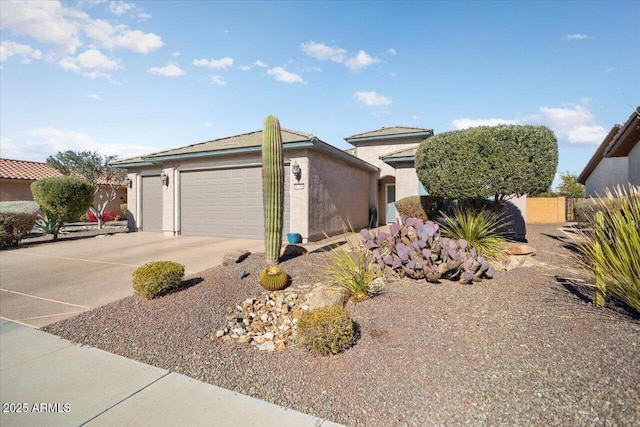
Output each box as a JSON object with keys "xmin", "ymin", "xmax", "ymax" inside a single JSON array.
[
  {"xmin": 578, "ymin": 106, "xmax": 640, "ymax": 196},
  {"xmin": 0, "ymin": 158, "xmax": 127, "ymax": 215},
  {"xmin": 114, "ymin": 126, "xmax": 436, "ymax": 242}
]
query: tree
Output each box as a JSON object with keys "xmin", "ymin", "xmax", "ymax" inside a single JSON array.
[
  {"xmin": 31, "ymin": 176, "xmax": 94, "ymax": 240},
  {"xmin": 555, "ymin": 171, "xmax": 585, "ymax": 198},
  {"xmin": 46, "ymin": 151, "xmax": 126, "ymax": 229},
  {"xmin": 415, "ymin": 125, "xmax": 558, "ymax": 208}
]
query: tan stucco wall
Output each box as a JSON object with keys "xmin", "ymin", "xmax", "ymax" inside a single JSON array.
[
  {"xmin": 352, "ymin": 136, "xmax": 423, "ymax": 177},
  {"xmin": 585, "ymin": 157, "xmax": 628, "ymax": 196},
  {"xmin": 307, "ymin": 150, "xmax": 374, "ymax": 240},
  {"xmin": 394, "ymin": 163, "xmax": 422, "ymax": 201},
  {"xmin": 629, "ymin": 143, "xmax": 640, "ymax": 186},
  {"xmin": 0, "ymin": 179, "xmax": 34, "ymax": 201}
]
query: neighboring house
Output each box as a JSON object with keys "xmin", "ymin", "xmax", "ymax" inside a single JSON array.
[
  {"xmin": 578, "ymin": 106, "xmax": 640, "ymax": 196},
  {"xmin": 0, "ymin": 158, "xmax": 127, "ymax": 215}
]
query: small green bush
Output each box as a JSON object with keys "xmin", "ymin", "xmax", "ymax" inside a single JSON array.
[
  {"xmin": 573, "ymin": 197, "xmax": 620, "ymax": 225},
  {"xmin": 132, "ymin": 261, "xmax": 185, "ymax": 300},
  {"xmin": 0, "ymin": 201, "xmax": 40, "ymax": 248},
  {"xmin": 120, "ymin": 203, "xmax": 128, "ymax": 217},
  {"xmin": 297, "ymin": 305, "xmax": 354, "ymax": 355},
  {"xmin": 395, "ymin": 196, "xmax": 444, "ymax": 221}
]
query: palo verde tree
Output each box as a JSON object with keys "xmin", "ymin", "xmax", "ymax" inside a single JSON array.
[
  {"xmin": 47, "ymin": 151, "xmax": 126, "ymax": 229},
  {"xmin": 31, "ymin": 176, "xmax": 94, "ymax": 240},
  {"xmin": 415, "ymin": 125, "xmax": 558, "ymax": 209},
  {"xmin": 556, "ymin": 171, "xmax": 585, "ymax": 198}
]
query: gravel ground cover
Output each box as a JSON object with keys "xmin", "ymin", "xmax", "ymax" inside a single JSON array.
[{"xmin": 44, "ymin": 223, "xmax": 640, "ymax": 426}]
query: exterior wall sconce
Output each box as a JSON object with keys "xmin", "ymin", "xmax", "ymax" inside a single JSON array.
[
  {"xmin": 292, "ymin": 164, "xmax": 302, "ymax": 182},
  {"xmin": 160, "ymin": 171, "xmax": 169, "ymax": 187},
  {"xmin": 124, "ymin": 177, "xmax": 133, "ymax": 188}
]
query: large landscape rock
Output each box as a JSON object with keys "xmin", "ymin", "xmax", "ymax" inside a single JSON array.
[
  {"xmin": 302, "ymin": 282, "xmax": 348, "ymax": 311},
  {"xmin": 222, "ymin": 249, "xmax": 251, "ymax": 266}
]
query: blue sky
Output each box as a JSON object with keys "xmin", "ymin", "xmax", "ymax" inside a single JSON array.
[{"xmin": 1, "ymin": 0, "xmax": 638, "ymax": 189}]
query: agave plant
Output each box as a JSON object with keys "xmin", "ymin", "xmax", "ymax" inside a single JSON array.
[
  {"xmin": 574, "ymin": 185, "xmax": 640, "ymax": 314},
  {"xmin": 438, "ymin": 208, "xmax": 509, "ymax": 260},
  {"xmin": 34, "ymin": 214, "xmax": 61, "ymax": 235}
]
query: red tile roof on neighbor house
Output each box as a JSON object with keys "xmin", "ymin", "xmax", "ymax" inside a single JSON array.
[
  {"xmin": 0, "ymin": 158, "xmax": 122, "ymax": 186},
  {"xmin": 0, "ymin": 158, "xmax": 61, "ymax": 181}
]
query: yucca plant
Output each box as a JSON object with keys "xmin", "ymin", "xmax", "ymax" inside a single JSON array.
[
  {"xmin": 438, "ymin": 208, "xmax": 509, "ymax": 260},
  {"xmin": 323, "ymin": 235, "xmax": 381, "ymax": 301},
  {"xmin": 575, "ymin": 185, "xmax": 640, "ymax": 314}
]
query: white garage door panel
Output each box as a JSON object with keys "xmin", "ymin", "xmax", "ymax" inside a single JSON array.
[
  {"xmin": 180, "ymin": 167, "xmax": 289, "ymax": 239},
  {"xmin": 141, "ymin": 176, "xmax": 163, "ymax": 231}
]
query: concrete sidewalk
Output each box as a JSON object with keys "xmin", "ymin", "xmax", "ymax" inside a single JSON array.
[{"xmin": 0, "ymin": 319, "xmax": 343, "ymax": 427}]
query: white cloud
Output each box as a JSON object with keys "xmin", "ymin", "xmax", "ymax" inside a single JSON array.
[
  {"xmin": 353, "ymin": 91, "xmax": 391, "ymax": 107},
  {"xmin": 605, "ymin": 67, "xmax": 616, "ymax": 73},
  {"xmin": 203, "ymin": 122, "xmax": 213, "ymax": 127},
  {"xmin": 147, "ymin": 61, "xmax": 185, "ymax": 77},
  {"xmin": 254, "ymin": 60, "xmax": 267, "ymax": 67},
  {"xmin": 1, "ymin": 127, "xmax": 157, "ymax": 162},
  {"xmin": 171, "ymin": 51, "xmax": 181, "ymax": 57},
  {"xmin": 209, "ymin": 75, "xmax": 226, "ymax": 85},
  {"xmin": 0, "ymin": 40, "xmax": 42, "ymax": 62},
  {"xmin": 239, "ymin": 65, "xmax": 252, "ymax": 71},
  {"xmin": 267, "ymin": 67, "xmax": 304, "ymax": 84},
  {"xmin": 192, "ymin": 57, "xmax": 234, "ymax": 69},
  {"xmin": 108, "ymin": 1, "xmax": 150, "ymax": 20},
  {"xmin": 451, "ymin": 102, "xmax": 607, "ymax": 145},
  {"xmin": 345, "ymin": 50, "xmax": 382, "ymax": 72},
  {"xmin": 386, "ymin": 48, "xmax": 397, "ymax": 56},
  {"xmin": 58, "ymin": 49, "xmax": 121, "ymax": 80},
  {"xmin": 84, "ymin": 19, "xmax": 163, "ymax": 53},
  {"xmin": 564, "ymin": 33, "xmax": 590, "ymax": 41},
  {"xmin": 0, "ymin": 1, "xmax": 84, "ymax": 54},
  {"xmin": 452, "ymin": 118, "xmax": 519, "ymax": 129},
  {"xmin": 301, "ymin": 41, "xmax": 381, "ymax": 72},
  {"xmin": 301, "ymin": 41, "xmax": 347, "ymax": 63},
  {"xmin": 88, "ymin": 93, "xmax": 102, "ymax": 100}
]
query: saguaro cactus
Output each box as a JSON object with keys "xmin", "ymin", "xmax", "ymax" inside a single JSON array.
[{"xmin": 262, "ymin": 115, "xmax": 284, "ymax": 265}]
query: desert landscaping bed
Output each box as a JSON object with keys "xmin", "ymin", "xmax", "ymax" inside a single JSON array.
[{"xmin": 44, "ymin": 224, "xmax": 640, "ymax": 426}]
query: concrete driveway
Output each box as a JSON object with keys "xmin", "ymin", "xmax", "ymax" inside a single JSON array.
[{"xmin": 0, "ymin": 233, "xmax": 265, "ymax": 328}]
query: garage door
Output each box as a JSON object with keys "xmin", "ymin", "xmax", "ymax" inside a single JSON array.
[
  {"xmin": 180, "ymin": 166, "xmax": 290, "ymax": 239},
  {"xmin": 141, "ymin": 175, "xmax": 162, "ymax": 231}
]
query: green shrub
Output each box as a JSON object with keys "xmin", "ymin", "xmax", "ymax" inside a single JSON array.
[
  {"xmin": 120, "ymin": 203, "xmax": 128, "ymax": 217},
  {"xmin": 297, "ymin": 305, "xmax": 354, "ymax": 355},
  {"xmin": 31, "ymin": 176, "xmax": 94, "ymax": 240},
  {"xmin": 439, "ymin": 208, "xmax": 509, "ymax": 260},
  {"xmin": 575, "ymin": 186, "xmax": 640, "ymax": 314},
  {"xmin": 395, "ymin": 196, "xmax": 444, "ymax": 221},
  {"xmin": 573, "ymin": 197, "xmax": 620, "ymax": 225},
  {"xmin": 132, "ymin": 261, "xmax": 185, "ymax": 300},
  {"xmin": 0, "ymin": 201, "xmax": 39, "ymax": 247},
  {"xmin": 323, "ymin": 235, "xmax": 380, "ymax": 301}
]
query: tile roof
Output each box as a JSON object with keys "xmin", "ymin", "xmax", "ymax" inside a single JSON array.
[
  {"xmin": 380, "ymin": 146, "xmax": 419, "ymax": 160},
  {"xmin": 0, "ymin": 158, "xmax": 61, "ymax": 181},
  {"xmin": 115, "ymin": 129, "xmax": 316, "ymax": 164},
  {"xmin": 344, "ymin": 126, "xmax": 433, "ymax": 141}
]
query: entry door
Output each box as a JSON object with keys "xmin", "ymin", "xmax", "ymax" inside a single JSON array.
[{"xmin": 386, "ymin": 184, "xmax": 396, "ymax": 223}]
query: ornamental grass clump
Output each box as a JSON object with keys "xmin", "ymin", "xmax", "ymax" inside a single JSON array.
[
  {"xmin": 296, "ymin": 305, "xmax": 355, "ymax": 355},
  {"xmin": 575, "ymin": 185, "xmax": 640, "ymax": 314},
  {"xmin": 438, "ymin": 208, "xmax": 509, "ymax": 261},
  {"xmin": 323, "ymin": 235, "xmax": 381, "ymax": 301},
  {"xmin": 132, "ymin": 261, "xmax": 185, "ymax": 300}
]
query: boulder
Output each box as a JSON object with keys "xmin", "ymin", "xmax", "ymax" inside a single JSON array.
[
  {"xmin": 283, "ymin": 245, "xmax": 308, "ymax": 258},
  {"xmin": 494, "ymin": 255, "xmax": 543, "ymax": 271},
  {"xmin": 507, "ymin": 245, "xmax": 537, "ymax": 256},
  {"xmin": 222, "ymin": 249, "xmax": 251, "ymax": 266},
  {"xmin": 303, "ymin": 282, "xmax": 349, "ymax": 312}
]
